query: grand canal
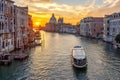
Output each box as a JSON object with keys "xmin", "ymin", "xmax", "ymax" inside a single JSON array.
[{"xmin": 0, "ymin": 31, "xmax": 120, "ymax": 80}]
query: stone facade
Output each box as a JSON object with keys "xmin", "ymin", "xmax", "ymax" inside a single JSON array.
[
  {"xmin": 103, "ymin": 15, "xmax": 113, "ymax": 42},
  {"xmin": 0, "ymin": 0, "xmax": 15, "ymax": 52},
  {"xmin": 45, "ymin": 13, "xmax": 57, "ymax": 32},
  {"xmin": 103, "ymin": 13, "xmax": 120, "ymax": 42},
  {"xmin": 0, "ymin": 0, "xmax": 33, "ymax": 52},
  {"xmin": 80, "ymin": 17, "xmax": 103, "ymax": 38},
  {"xmin": 14, "ymin": 6, "xmax": 29, "ymax": 49},
  {"xmin": 109, "ymin": 13, "xmax": 120, "ymax": 42},
  {"xmin": 28, "ymin": 15, "xmax": 34, "ymax": 44}
]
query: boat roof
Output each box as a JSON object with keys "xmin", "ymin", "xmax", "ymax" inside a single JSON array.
[{"xmin": 72, "ymin": 46, "xmax": 86, "ymax": 59}]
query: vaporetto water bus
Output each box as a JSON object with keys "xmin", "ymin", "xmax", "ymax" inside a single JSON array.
[{"xmin": 72, "ymin": 46, "xmax": 87, "ymax": 68}]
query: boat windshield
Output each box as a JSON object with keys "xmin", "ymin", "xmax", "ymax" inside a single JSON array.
[
  {"xmin": 74, "ymin": 46, "xmax": 81, "ymax": 48},
  {"xmin": 72, "ymin": 49, "xmax": 86, "ymax": 59}
]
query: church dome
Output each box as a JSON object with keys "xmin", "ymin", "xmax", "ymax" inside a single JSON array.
[
  {"xmin": 58, "ymin": 17, "xmax": 63, "ymax": 24},
  {"xmin": 49, "ymin": 13, "xmax": 56, "ymax": 24}
]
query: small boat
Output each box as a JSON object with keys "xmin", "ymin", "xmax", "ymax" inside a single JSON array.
[
  {"xmin": 34, "ymin": 40, "xmax": 42, "ymax": 46},
  {"xmin": 113, "ymin": 44, "xmax": 117, "ymax": 49},
  {"xmin": 0, "ymin": 52, "xmax": 13, "ymax": 65},
  {"xmin": 71, "ymin": 46, "xmax": 87, "ymax": 68},
  {"xmin": 14, "ymin": 53, "xmax": 29, "ymax": 60},
  {"xmin": 35, "ymin": 42, "xmax": 41, "ymax": 46},
  {"xmin": 14, "ymin": 49, "xmax": 29, "ymax": 60}
]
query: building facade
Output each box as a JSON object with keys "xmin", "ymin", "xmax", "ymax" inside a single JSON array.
[
  {"xmin": 103, "ymin": 13, "xmax": 120, "ymax": 42},
  {"xmin": 103, "ymin": 15, "xmax": 112, "ymax": 42},
  {"xmin": 28, "ymin": 15, "xmax": 34, "ymax": 44},
  {"xmin": 80, "ymin": 17, "xmax": 103, "ymax": 38},
  {"xmin": 80, "ymin": 20, "xmax": 86, "ymax": 36},
  {"xmin": 14, "ymin": 6, "xmax": 29, "ymax": 49},
  {"xmin": 56, "ymin": 17, "xmax": 63, "ymax": 32},
  {"xmin": 0, "ymin": 0, "xmax": 33, "ymax": 52},
  {"xmin": 0, "ymin": 0, "xmax": 15, "ymax": 52},
  {"xmin": 59, "ymin": 24, "xmax": 77, "ymax": 34},
  {"xmin": 45, "ymin": 13, "xmax": 57, "ymax": 32}
]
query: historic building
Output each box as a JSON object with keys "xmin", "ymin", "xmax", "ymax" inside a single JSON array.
[
  {"xmin": 0, "ymin": 0, "xmax": 33, "ymax": 52},
  {"xmin": 46, "ymin": 13, "xmax": 57, "ymax": 32},
  {"xmin": 80, "ymin": 19, "xmax": 86, "ymax": 36},
  {"xmin": 0, "ymin": 0, "xmax": 15, "ymax": 52},
  {"xmin": 49, "ymin": 13, "xmax": 56, "ymax": 24},
  {"xmin": 103, "ymin": 15, "xmax": 112, "ymax": 42},
  {"xmin": 103, "ymin": 13, "xmax": 120, "ymax": 42},
  {"xmin": 0, "ymin": 0, "xmax": 4, "ymax": 51},
  {"xmin": 80, "ymin": 17, "xmax": 103, "ymax": 38},
  {"xmin": 59, "ymin": 24, "xmax": 77, "ymax": 33},
  {"xmin": 28, "ymin": 15, "xmax": 34, "ymax": 44},
  {"xmin": 45, "ymin": 13, "xmax": 77, "ymax": 33},
  {"xmin": 58, "ymin": 17, "xmax": 63, "ymax": 24},
  {"xmin": 56, "ymin": 17, "xmax": 63, "ymax": 32},
  {"xmin": 14, "ymin": 6, "xmax": 29, "ymax": 49}
]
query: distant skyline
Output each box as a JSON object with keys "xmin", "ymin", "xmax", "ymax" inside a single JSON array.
[{"xmin": 13, "ymin": 0, "xmax": 120, "ymax": 26}]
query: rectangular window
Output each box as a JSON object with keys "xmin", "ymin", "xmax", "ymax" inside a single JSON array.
[
  {"xmin": 0, "ymin": 38, "xmax": 1, "ymax": 48},
  {"xmin": 94, "ymin": 23, "xmax": 96, "ymax": 26},
  {"xmin": 113, "ymin": 28, "xmax": 115, "ymax": 32},
  {"xmin": 2, "ymin": 41, "xmax": 4, "ymax": 48}
]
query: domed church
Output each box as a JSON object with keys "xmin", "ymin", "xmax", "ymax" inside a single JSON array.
[{"xmin": 49, "ymin": 13, "xmax": 56, "ymax": 24}]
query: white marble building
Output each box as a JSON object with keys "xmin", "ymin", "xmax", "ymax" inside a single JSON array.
[{"xmin": 103, "ymin": 13, "xmax": 120, "ymax": 42}]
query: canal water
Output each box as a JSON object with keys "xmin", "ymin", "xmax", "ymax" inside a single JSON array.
[{"xmin": 0, "ymin": 31, "xmax": 120, "ymax": 80}]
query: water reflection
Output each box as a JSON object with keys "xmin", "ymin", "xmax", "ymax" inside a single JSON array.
[
  {"xmin": 0, "ymin": 31, "xmax": 120, "ymax": 80},
  {"xmin": 72, "ymin": 66, "xmax": 88, "ymax": 80}
]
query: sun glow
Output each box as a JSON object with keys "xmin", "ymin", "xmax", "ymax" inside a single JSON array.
[{"xmin": 35, "ymin": 22, "xmax": 41, "ymax": 26}]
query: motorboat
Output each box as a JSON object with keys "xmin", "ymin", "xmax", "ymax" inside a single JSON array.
[{"xmin": 71, "ymin": 46, "xmax": 87, "ymax": 68}]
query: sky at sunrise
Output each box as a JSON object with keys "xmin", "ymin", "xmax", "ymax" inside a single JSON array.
[{"xmin": 13, "ymin": 0, "xmax": 120, "ymax": 26}]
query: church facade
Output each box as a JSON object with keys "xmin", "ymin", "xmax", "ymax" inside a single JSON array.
[{"xmin": 45, "ymin": 13, "xmax": 63, "ymax": 32}]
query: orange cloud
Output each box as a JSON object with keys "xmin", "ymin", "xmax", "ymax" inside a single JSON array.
[{"xmin": 13, "ymin": 0, "xmax": 120, "ymax": 26}]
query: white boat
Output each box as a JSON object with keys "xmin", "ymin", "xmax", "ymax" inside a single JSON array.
[{"xmin": 71, "ymin": 46, "xmax": 87, "ymax": 68}]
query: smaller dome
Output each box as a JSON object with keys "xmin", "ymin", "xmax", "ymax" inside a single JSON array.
[{"xmin": 58, "ymin": 17, "xmax": 63, "ymax": 24}]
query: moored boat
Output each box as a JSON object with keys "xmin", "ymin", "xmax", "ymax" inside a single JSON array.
[
  {"xmin": 0, "ymin": 51, "xmax": 13, "ymax": 65},
  {"xmin": 14, "ymin": 53, "xmax": 29, "ymax": 60}
]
